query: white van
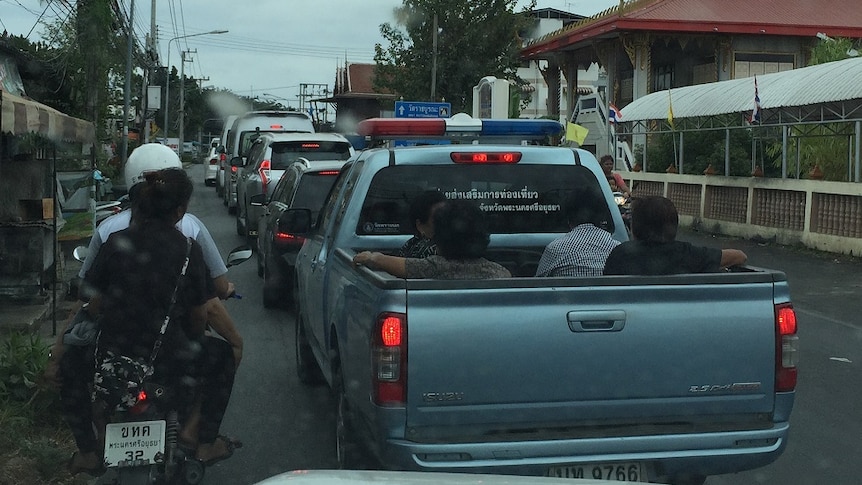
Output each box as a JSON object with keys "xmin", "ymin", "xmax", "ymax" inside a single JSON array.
[
  {"xmin": 223, "ymin": 111, "xmax": 315, "ymax": 213},
  {"xmin": 216, "ymin": 115, "xmax": 238, "ymax": 197}
]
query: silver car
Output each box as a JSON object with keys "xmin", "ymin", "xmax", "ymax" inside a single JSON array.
[{"xmin": 234, "ymin": 131, "xmax": 354, "ymax": 238}]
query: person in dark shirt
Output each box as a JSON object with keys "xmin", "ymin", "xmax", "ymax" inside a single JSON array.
[
  {"xmin": 354, "ymin": 199, "xmax": 510, "ymax": 279},
  {"xmin": 397, "ymin": 189, "xmax": 447, "ymax": 258},
  {"xmin": 603, "ymin": 195, "xmax": 747, "ymax": 275}
]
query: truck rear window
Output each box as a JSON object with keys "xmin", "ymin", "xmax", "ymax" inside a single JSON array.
[{"xmin": 357, "ymin": 164, "xmax": 612, "ymax": 235}]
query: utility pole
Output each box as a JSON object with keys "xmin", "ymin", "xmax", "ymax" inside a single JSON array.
[
  {"xmin": 120, "ymin": 0, "xmax": 135, "ymax": 168},
  {"xmin": 144, "ymin": 0, "xmax": 157, "ymax": 143},
  {"xmin": 431, "ymin": 13, "xmax": 438, "ymax": 101},
  {"xmin": 178, "ymin": 49, "xmax": 195, "ymax": 159}
]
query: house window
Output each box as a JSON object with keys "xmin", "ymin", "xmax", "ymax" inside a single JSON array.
[
  {"xmin": 654, "ymin": 64, "xmax": 674, "ymax": 91},
  {"xmin": 733, "ymin": 53, "xmax": 795, "ymax": 78}
]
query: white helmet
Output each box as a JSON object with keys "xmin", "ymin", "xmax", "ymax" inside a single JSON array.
[{"xmin": 124, "ymin": 143, "xmax": 182, "ymax": 189}]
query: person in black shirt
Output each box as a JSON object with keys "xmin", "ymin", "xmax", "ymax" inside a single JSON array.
[{"xmin": 603, "ymin": 196, "xmax": 747, "ymax": 275}]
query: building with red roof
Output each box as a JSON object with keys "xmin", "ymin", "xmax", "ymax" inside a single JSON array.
[{"xmin": 521, "ymin": 0, "xmax": 862, "ymax": 121}]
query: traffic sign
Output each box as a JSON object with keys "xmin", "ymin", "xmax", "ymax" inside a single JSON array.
[{"xmin": 395, "ymin": 101, "xmax": 451, "ymax": 119}]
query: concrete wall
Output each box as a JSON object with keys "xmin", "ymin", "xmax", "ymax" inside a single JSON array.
[{"xmin": 623, "ymin": 171, "xmax": 862, "ymax": 256}]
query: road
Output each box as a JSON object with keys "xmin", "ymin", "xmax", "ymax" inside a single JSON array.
[{"xmin": 182, "ymin": 163, "xmax": 862, "ymax": 485}]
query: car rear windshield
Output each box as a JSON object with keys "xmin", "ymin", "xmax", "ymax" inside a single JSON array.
[
  {"xmin": 270, "ymin": 141, "xmax": 352, "ymax": 169},
  {"xmin": 294, "ymin": 171, "xmax": 341, "ymax": 220},
  {"xmin": 357, "ymin": 164, "xmax": 612, "ymax": 235}
]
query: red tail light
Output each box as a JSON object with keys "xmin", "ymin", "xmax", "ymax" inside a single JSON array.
[
  {"xmin": 209, "ymin": 158, "xmax": 218, "ymax": 165},
  {"xmin": 231, "ymin": 166, "xmax": 238, "ymax": 174},
  {"xmin": 259, "ymin": 159, "xmax": 271, "ymax": 196},
  {"xmin": 372, "ymin": 312, "xmax": 406, "ymax": 406},
  {"xmin": 129, "ymin": 389, "xmax": 150, "ymax": 415},
  {"xmin": 775, "ymin": 303, "xmax": 798, "ymax": 392},
  {"xmin": 273, "ymin": 231, "xmax": 305, "ymax": 247}
]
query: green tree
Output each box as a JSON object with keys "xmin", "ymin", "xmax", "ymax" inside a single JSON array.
[{"xmin": 373, "ymin": 0, "xmax": 536, "ymax": 113}]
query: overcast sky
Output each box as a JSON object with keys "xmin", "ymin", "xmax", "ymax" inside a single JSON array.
[{"xmin": 2, "ymin": 0, "xmax": 618, "ymax": 111}]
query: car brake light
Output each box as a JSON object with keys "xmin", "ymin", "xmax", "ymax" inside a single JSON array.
[
  {"xmin": 270, "ymin": 124, "xmax": 283, "ymax": 129},
  {"xmin": 220, "ymin": 153, "xmax": 227, "ymax": 161},
  {"xmin": 209, "ymin": 158, "xmax": 218, "ymax": 165},
  {"xmin": 775, "ymin": 303, "xmax": 798, "ymax": 392},
  {"xmin": 316, "ymin": 170, "xmax": 340, "ymax": 176},
  {"xmin": 273, "ymin": 231, "xmax": 305, "ymax": 247},
  {"xmin": 373, "ymin": 312, "xmax": 406, "ymax": 406},
  {"xmin": 450, "ymin": 152, "xmax": 522, "ymax": 164},
  {"xmin": 231, "ymin": 166, "xmax": 237, "ymax": 174},
  {"xmin": 301, "ymin": 143, "xmax": 320, "ymax": 149},
  {"xmin": 129, "ymin": 389, "xmax": 150, "ymax": 415},
  {"xmin": 259, "ymin": 160, "xmax": 271, "ymax": 195}
]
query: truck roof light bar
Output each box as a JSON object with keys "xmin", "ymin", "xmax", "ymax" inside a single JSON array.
[{"xmin": 357, "ymin": 113, "xmax": 563, "ymax": 140}]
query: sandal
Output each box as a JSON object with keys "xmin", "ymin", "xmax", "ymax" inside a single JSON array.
[
  {"xmin": 66, "ymin": 452, "xmax": 106, "ymax": 477},
  {"xmin": 198, "ymin": 434, "xmax": 242, "ymax": 466}
]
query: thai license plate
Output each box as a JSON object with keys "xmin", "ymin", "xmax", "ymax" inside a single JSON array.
[
  {"xmin": 547, "ymin": 462, "xmax": 646, "ymax": 481},
  {"xmin": 104, "ymin": 420, "xmax": 166, "ymax": 467}
]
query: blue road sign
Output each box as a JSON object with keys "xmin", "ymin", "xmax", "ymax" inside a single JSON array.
[
  {"xmin": 395, "ymin": 101, "xmax": 452, "ymax": 119},
  {"xmin": 393, "ymin": 101, "xmax": 453, "ymax": 146}
]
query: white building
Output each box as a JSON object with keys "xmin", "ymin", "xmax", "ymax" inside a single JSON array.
[{"xmin": 518, "ymin": 8, "xmax": 604, "ymax": 121}]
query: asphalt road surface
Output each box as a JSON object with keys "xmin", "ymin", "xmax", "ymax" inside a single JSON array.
[{"xmin": 181, "ymin": 162, "xmax": 862, "ymax": 485}]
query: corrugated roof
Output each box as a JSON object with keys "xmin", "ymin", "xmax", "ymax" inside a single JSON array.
[{"xmin": 619, "ymin": 56, "xmax": 862, "ymax": 122}]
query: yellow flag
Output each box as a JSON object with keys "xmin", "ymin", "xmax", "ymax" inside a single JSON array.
[
  {"xmin": 667, "ymin": 90, "xmax": 675, "ymax": 129},
  {"xmin": 566, "ymin": 122, "xmax": 589, "ymax": 145}
]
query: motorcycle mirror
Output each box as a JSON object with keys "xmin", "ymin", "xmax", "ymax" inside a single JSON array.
[
  {"xmin": 73, "ymin": 246, "xmax": 89, "ymax": 263},
  {"xmin": 226, "ymin": 246, "xmax": 253, "ymax": 267}
]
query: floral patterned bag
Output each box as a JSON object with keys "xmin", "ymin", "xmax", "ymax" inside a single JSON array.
[{"xmin": 91, "ymin": 238, "xmax": 191, "ymax": 411}]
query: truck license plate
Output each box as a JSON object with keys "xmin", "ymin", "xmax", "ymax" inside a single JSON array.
[
  {"xmin": 547, "ymin": 462, "xmax": 646, "ymax": 481},
  {"xmin": 104, "ymin": 420, "xmax": 166, "ymax": 467}
]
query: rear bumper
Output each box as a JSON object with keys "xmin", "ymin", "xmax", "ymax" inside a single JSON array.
[{"xmin": 378, "ymin": 423, "xmax": 790, "ymax": 479}]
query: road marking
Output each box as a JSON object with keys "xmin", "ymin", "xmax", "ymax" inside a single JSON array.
[{"xmin": 829, "ymin": 357, "xmax": 852, "ymax": 363}]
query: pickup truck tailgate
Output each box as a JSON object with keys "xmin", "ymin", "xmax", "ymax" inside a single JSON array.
[{"xmin": 404, "ymin": 275, "xmax": 779, "ymax": 440}]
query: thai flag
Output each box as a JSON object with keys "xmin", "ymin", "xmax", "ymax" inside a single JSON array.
[
  {"xmin": 749, "ymin": 77, "xmax": 761, "ymax": 124},
  {"xmin": 608, "ymin": 103, "xmax": 622, "ymax": 124}
]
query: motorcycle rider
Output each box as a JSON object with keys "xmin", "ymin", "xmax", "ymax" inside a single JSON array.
[{"xmin": 46, "ymin": 143, "xmax": 242, "ymax": 474}]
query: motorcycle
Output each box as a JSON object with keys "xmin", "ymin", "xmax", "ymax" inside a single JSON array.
[
  {"xmin": 613, "ymin": 191, "xmax": 632, "ymax": 235},
  {"xmin": 73, "ymin": 245, "xmax": 252, "ymax": 484}
]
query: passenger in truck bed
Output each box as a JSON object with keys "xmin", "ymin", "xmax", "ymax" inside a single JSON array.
[
  {"xmin": 397, "ymin": 189, "xmax": 447, "ymax": 258},
  {"xmin": 353, "ymin": 199, "xmax": 511, "ymax": 279},
  {"xmin": 535, "ymin": 185, "xmax": 620, "ymax": 277},
  {"xmin": 603, "ymin": 195, "xmax": 747, "ymax": 275}
]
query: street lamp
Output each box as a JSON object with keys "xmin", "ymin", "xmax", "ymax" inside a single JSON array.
[
  {"xmin": 262, "ymin": 93, "xmax": 296, "ymax": 109},
  {"xmin": 163, "ymin": 29, "xmax": 228, "ymax": 145}
]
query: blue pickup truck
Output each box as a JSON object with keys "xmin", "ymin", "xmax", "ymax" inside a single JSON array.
[{"xmin": 287, "ymin": 116, "xmax": 798, "ymax": 485}]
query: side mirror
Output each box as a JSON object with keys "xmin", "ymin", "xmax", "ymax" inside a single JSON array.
[
  {"xmin": 278, "ymin": 208, "xmax": 312, "ymax": 235},
  {"xmin": 229, "ymin": 156, "xmax": 244, "ymax": 167},
  {"xmin": 226, "ymin": 245, "xmax": 253, "ymax": 267},
  {"xmin": 250, "ymin": 193, "xmax": 267, "ymax": 207},
  {"xmin": 73, "ymin": 246, "xmax": 89, "ymax": 263}
]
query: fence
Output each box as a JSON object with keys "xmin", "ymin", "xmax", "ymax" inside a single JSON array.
[{"xmin": 624, "ymin": 171, "xmax": 862, "ymax": 256}]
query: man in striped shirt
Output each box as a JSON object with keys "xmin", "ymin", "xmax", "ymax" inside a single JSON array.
[{"xmin": 535, "ymin": 185, "xmax": 620, "ymax": 277}]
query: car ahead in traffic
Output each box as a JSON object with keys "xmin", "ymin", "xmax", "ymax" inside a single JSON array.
[
  {"xmin": 250, "ymin": 158, "xmax": 347, "ymax": 308},
  {"xmin": 216, "ymin": 115, "xmax": 238, "ymax": 198},
  {"xmin": 223, "ymin": 110, "xmax": 316, "ymax": 214},
  {"xmin": 204, "ymin": 137, "xmax": 221, "ymax": 186},
  {"xmin": 234, "ymin": 131, "xmax": 353, "ymax": 239}
]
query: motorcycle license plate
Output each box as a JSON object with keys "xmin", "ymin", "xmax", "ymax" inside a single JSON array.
[
  {"xmin": 104, "ymin": 420, "xmax": 166, "ymax": 467},
  {"xmin": 547, "ymin": 462, "xmax": 646, "ymax": 481}
]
